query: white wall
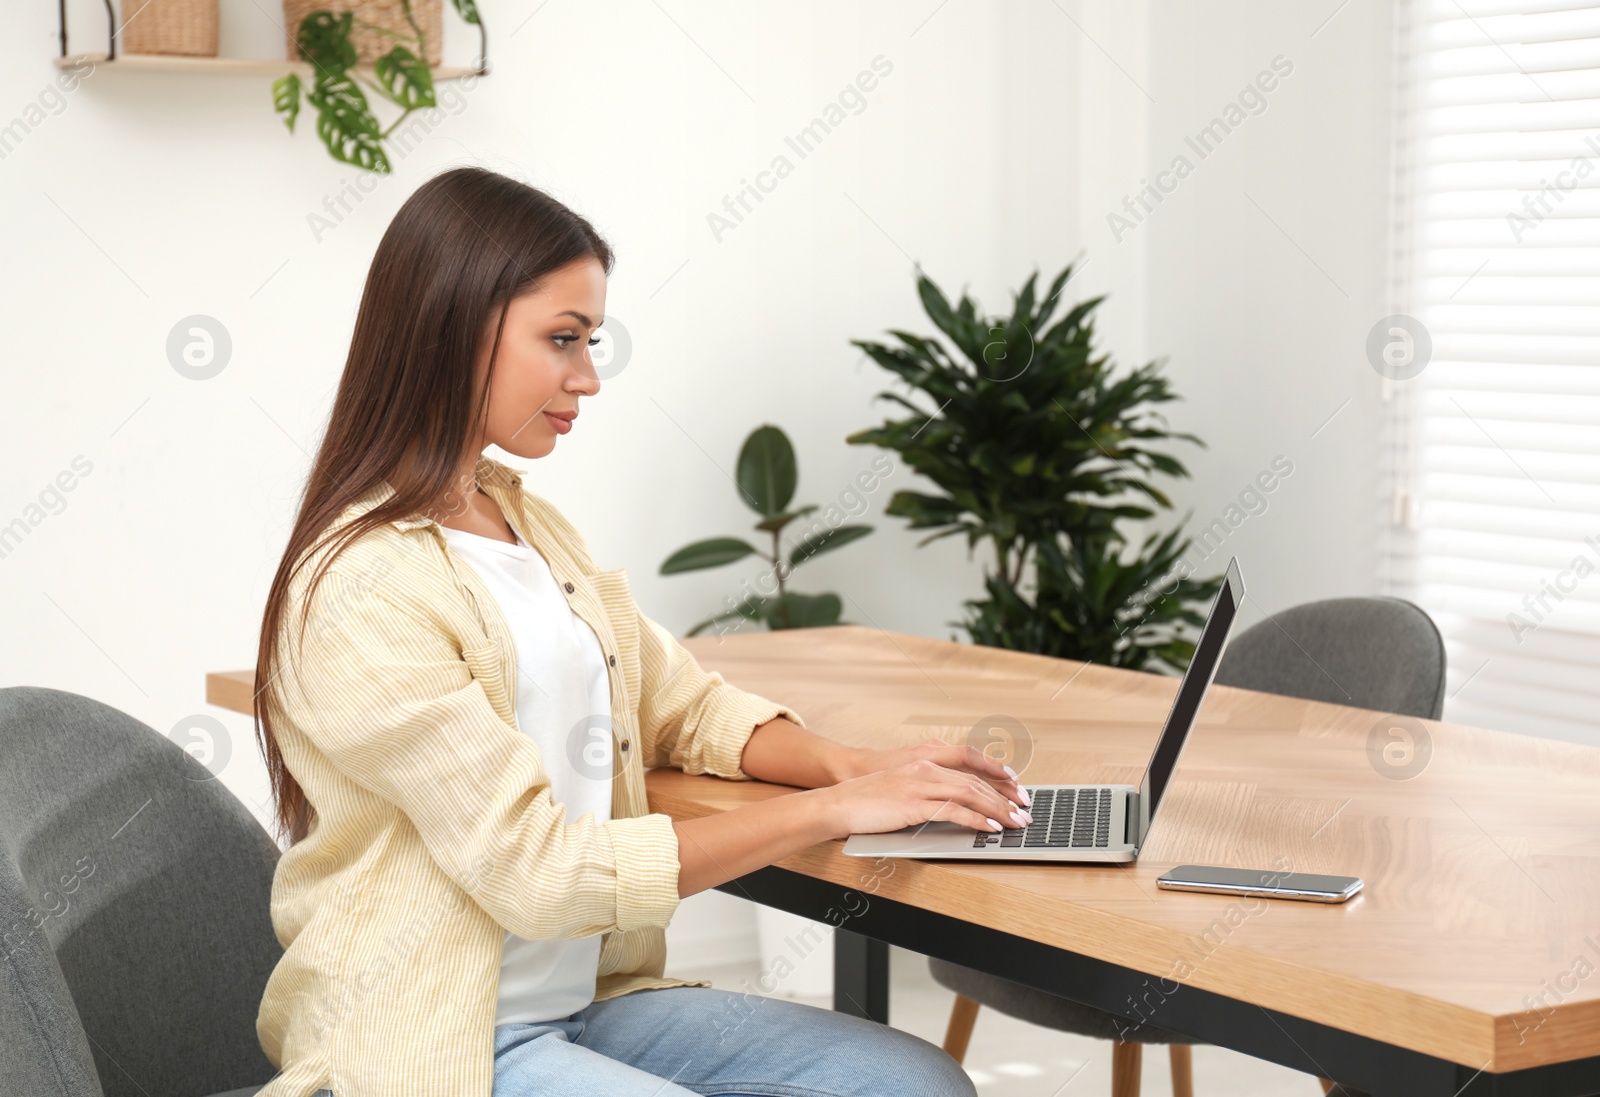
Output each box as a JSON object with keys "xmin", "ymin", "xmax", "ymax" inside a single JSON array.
[
  {"xmin": 1136, "ymin": 0, "xmax": 1398, "ymax": 628},
  {"xmin": 1, "ymin": 1, "xmax": 1397, "ymax": 970}
]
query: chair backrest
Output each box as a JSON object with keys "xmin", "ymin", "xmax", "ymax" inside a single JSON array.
[
  {"xmin": 1213, "ymin": 596, "xmax": 1446, "ymax": 719},
  {"xmin": 0, "ymin": 686, "xmax": 283, "ymax": 1097}
]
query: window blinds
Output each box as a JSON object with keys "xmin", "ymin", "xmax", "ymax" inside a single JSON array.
[{"xmin": 1383, "ymin": 0, "xmax": 1600, "ymax": 745}]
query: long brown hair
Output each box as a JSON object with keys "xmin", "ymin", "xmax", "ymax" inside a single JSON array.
[{"xmin": 253, "ymin": 166, "xmax": 614, "ymax": 846}]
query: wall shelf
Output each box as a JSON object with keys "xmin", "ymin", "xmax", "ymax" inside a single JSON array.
[{"xmin": 54, "ymin": 52, "xmax": 484, "ymax": 81}]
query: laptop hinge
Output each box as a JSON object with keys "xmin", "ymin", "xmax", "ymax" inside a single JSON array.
[{"xmin": 1124, "ymin": 791, "xmax": 1141, "ymax": 851}]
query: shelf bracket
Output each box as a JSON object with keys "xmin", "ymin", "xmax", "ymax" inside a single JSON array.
[{"xmin": 57, "ymin": 0, "xmax": 120, "ymax": 61}]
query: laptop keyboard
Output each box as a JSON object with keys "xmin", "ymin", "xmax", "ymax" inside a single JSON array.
[{"xmin": 970, "ymin": 787, "xmax": 1113, "ymax": 850}]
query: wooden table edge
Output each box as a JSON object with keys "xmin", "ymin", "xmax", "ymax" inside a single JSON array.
[{"xmin": 647, "ymin": 779, "xmax": 1597, "ymax": 1074}]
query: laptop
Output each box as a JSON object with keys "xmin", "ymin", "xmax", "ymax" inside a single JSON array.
[{"xmin": 842, "ymin": 556, "xmax": 1243, "ymax": 864}]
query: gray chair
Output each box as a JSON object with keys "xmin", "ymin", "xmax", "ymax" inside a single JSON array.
[
  {"xmin": 929, "ymin": 596, "xmax": 1446, "ymax": 1097},
  {"xmin": 1209, "ymin": 596, "xmax": 1445, "ymax": 722},
  {"xmin": 1, "ymin": 686, "xmax": 284, "ymax": 1097}
]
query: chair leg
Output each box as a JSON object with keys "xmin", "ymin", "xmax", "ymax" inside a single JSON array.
[
  {"xmin": 941, "ymin": 994, "xmax": 982, "ymax": 1065},
  {"xmin": 1111, "ymin": 1041, "xmax": 1142, "ymax": 1097},
  {"xmin": 1169, "ymin": 1044, "xmax": 1193, "ymax": 1097}
]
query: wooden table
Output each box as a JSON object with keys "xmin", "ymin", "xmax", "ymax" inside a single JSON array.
[{"xmin": 207, "ymin": 624, "xmax": 1600, "ymax": 1097}]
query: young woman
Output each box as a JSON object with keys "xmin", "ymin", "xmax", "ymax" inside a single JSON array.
[{"xmin": 252, "ymin": 166, "xmax": 1033, "ymax": 1097}]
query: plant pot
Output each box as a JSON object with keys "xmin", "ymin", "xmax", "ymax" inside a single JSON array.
[
  {"xmin": 120, "ymin": 0, "xmax": 219, "ymax": 57},
  {"xmin": 282, "ymin": 0, "xmax": 444, "ymax": 66},
  {"xmin": 752, "ymin": 906, "xmax": 834, "ymax": 1000}
]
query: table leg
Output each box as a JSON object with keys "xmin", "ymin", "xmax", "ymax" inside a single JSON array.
[{"xmin": 833, "ymin": 929, "xmax": 889, "ymax": 1023}]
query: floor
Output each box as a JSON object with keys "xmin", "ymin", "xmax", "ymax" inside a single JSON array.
[{"xmin": 668, "ymin": 945, "xmax": 1325, "ymax": 1096}]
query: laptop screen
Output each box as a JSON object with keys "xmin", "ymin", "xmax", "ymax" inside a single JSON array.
[{"xmin": 1137, "ymin": 557, "xmax": 1243, "ymax": 839}]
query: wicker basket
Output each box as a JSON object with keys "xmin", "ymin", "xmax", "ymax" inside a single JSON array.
[
  {"xmin": 120, "ymin": 0, "xmax": 219, "ymax": 57},
  {"xmin": 283, "ymin": 0, "xmax": 443, "ymax": 66}
]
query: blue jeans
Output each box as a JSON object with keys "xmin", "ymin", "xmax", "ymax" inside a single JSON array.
[{"xmin": 489, "ymin": 986, "xmax": 975, "ymax": 1097}]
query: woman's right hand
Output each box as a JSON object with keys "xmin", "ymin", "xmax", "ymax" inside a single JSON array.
[
  {"xmin": 674, "ymin": 759, "xmax": 1036, "ymax": 898},
  {"xmin": 812, "ymin": 759, "xmax": 1034, "ymax": 839}
]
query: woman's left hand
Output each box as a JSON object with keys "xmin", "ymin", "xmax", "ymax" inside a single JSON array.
[{"xmin": 832, "ymin": 738, "xmax": 1031, "ymax": 810}]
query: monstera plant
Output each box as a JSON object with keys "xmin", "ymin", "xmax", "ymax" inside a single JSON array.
[
  {"xmin": 846, "ymin": 261, "xmax": 1223, "ymax": 674},
  {"xmin": 660, "ymin": 425, "xmax": 874, "ymax": 636},
  {"xmin": 272, "ymin": 0, "xmax": 484, "ymax": 173}
]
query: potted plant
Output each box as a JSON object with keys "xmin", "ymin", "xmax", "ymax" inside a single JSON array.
[
  {"xmin": 846, "ymin": 261, "xmax": 1223, "ymax": 673},
  {"xmin": 272, "ymin": 0, "xmax": 485, "ymax": 173},
  {"xmin": 659, "ymin": 424, "xmax": 874, "ymax": 637}
]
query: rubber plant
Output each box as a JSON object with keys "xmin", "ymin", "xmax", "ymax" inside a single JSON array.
[
  {"xmin": 660, "ymin": 425, "xmax": 874, "ymax": 636},
  {"xmin": 272, "ymin": 0, "xmax": 484, "ymax": 173},
  {"xmin": 845, "ymin": 261, "xmax": 1223, "ymax": 674}
]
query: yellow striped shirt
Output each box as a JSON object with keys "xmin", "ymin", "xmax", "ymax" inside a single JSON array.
[{"xmin": 256, "ymin": 453, "xmax": 805, "ymax": 1097}]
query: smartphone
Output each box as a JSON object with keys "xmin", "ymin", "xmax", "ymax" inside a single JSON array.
[{"xmin": 1156, "ymin": 864, "xmax": 1363, "ymax": 903}]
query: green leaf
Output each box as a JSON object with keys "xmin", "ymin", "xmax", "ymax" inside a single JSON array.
[
  {"xmin": 1033, "ymin": 261, "xmax": 1078, "ymax": 330},
  {"xmin": 1008, "ymin": 270, "xmax": 1038, "ymax": 343},
  {"xmin": 295, "ymin": 10, "xmax": 358, "ymax": 72},
  {"xmin": 787, "ymin": 524, "xmax": 873, "ymax": 567},
  {"xmin": 272, "ymin": 72, "xmax": 302, "ymax": 132},
  {"xmin": 373, "ymin": 45, "xmax": 436, "ymax": 111},
  {"xmin": 882, "ymin": 490, "xmax": 969, "ymax": 531},
  {"xmin": 308, "ymin": 70, "xmax": 390, "ymax": 173},
  {"xmin": 754, "ymin": 504, "xmax": 818, "ymax": 533},
  {"xmin": 659, "ymin": 537, "xmax": 759, "ymax": 574},
  {"xmin": 916, "ymin": 272, "xmax": 959, "ymax": 342},
  {"xmin": 451, "ymin": 0, "xmax": 482, "ymax": 24},
  {"xmin": 736, "ymin": 425, "xmax": 797, "ymax": 517}
]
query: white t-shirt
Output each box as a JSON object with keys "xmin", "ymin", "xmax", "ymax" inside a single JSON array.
[{"xmin": 438, "ymin": 523, "xmax": 615, "ymax": 1027}]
